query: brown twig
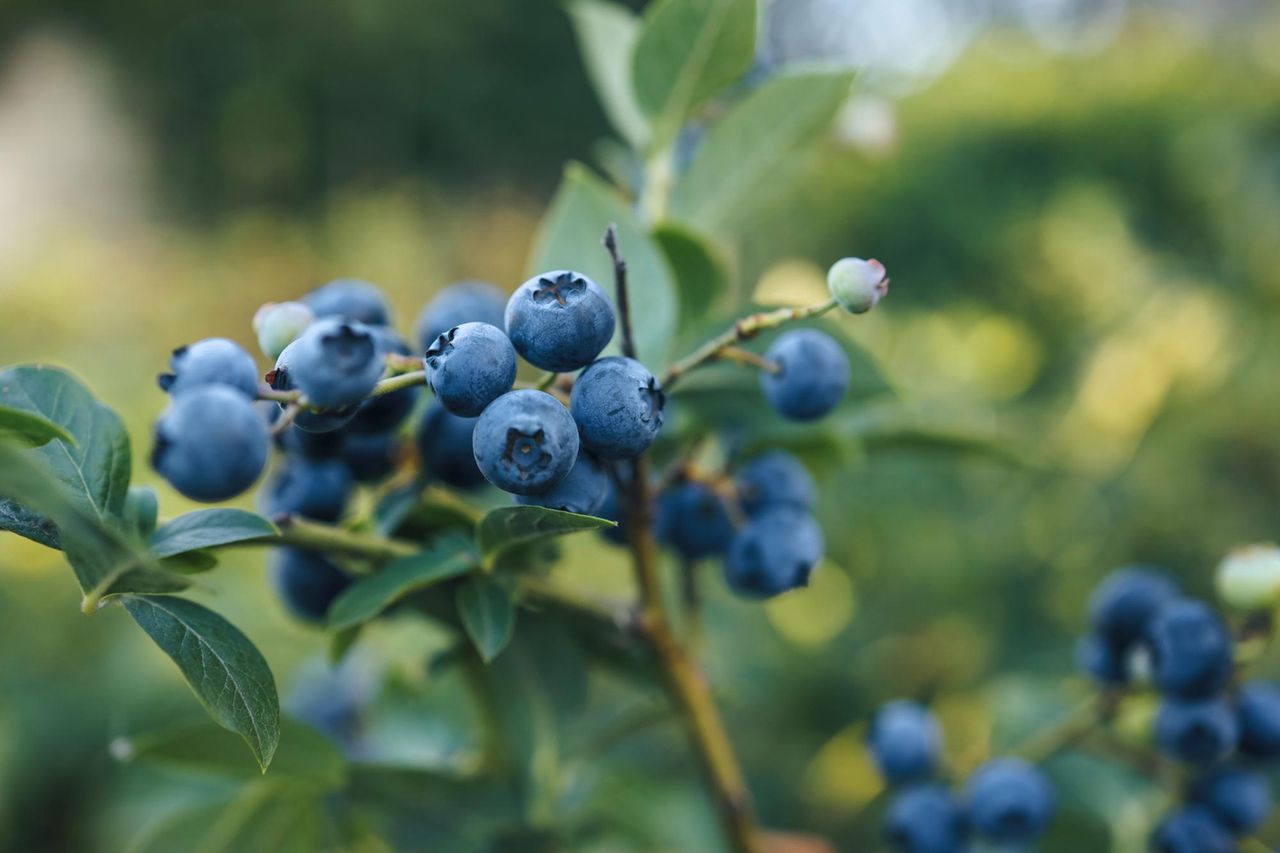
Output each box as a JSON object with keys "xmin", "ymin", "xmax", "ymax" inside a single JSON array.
[{"xmin": 604, "ymin": 224, "xmax": 637, "ymax": 361}]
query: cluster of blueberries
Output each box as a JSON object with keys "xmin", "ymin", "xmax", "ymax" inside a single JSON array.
[
  {"xmin": 1078, "ymin": 568, "xmax": 1280, "ymax": 850},
  {"xmin": 869, "ymin": 701, "xmax": 1055, "ymax": 852},
  {"xmin": 151, "ymin": 258, "xmax": 885, "ymax": 620}
]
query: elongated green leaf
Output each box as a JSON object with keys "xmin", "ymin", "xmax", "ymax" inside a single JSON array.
[
  {"xmin": 129, "ymin": 782, "xmax": 326, "ymax": 853},
  {"xmin": 0, "ymin": 365, "xmax": 131, "ymax": 548},
  {"xmin": 631, "ymin": 0, "xmax": 756, "ymax": 143},
  {"xmin": 327, "ymin": 538, "xmax": 477, "ymax": 631},
  {"xmin": 456, "ymin": 575, "xmax": 516, "ymax": 662},
  {"xmin": 85, "ymin": 566, "xmax": 192, "ymax": 607},
  {"xmin": 653, "ymin": 223, "xmax": 731, "ymax": 335},
  {"xmin": 529, "ymin": 163, "xmax": 678, "ymax": 366},
  {"xmin": 150, "ymin": 509, "xmax": 278, "ymax": 558},
  {"xmin": 567, "ymin": 0, "xmax": 650, "ymax": 149},
  {"xmin": 0, "ymin": 403, "xmax": 76, "ymax": 448},
  {"xmin": 123, "ymin": 595, "xmax": 280, "ymax": 770},
  {"xmin": 476, "ymin": 505, "xmax": 614, "ymax": 560},
  {"xmin": 672, "ymin": 67, "xmax": 855, "ymax": 229}
]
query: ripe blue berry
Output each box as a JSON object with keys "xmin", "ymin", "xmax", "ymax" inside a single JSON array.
[
  {"xmin": 303, "ymin": 278, "xmax": 391, "ymax": 325},
  {"xmin": 517, "ymin": 450, "xmax": 610, "ymax": 515},
  {"xmin": 272, "ymin": 319, "xmax": 385, "ymax": 409},
  {"xmin": 504, "ymin": 270, "xmax": 616, "ymax": 372},
  {"xmin": 760, "ymin": 329, "xmax": 850, "ymax": 421},
  {"xmin": 347, "ymin": 326, "xmax": 420, "ymax": 434},
  {"xmin": 472, "ymin": 389, "xmax": 579, "ymax": 495},
  {"xmin": 1144, "ymin": 599, "xmax": 1233, "ymax": 698},
  {"xmin": 596, "ymin": 474, "xmax": 630, "ymax": 546},
  {"xmin": 1075, "ymin": 633, "xmax": 1130, "ymax": 685},
  {"xmin": 253, "ymin": 301, "xmax": 315, "ymax": 361},
  {"xmin": 657, "ymin": 482, "xmax": 736, "ymax": 560},
  {"xmin": 272, "ymin": 412, "xmax": 345, "ymax": 458},
  {"xmin": 152, "ymin": 386, "xmax": 268, "ymax": 502},
  {"xmin": 341, "ymin": 432, "xmax": 401, "ymax": 483},
  {"xmin": 1237, "ymin": 680, "xmax": 1280, "ymax": 758},
  {"xmin": 1189, "ymin": 766, "xmax": 1272, "ymax": 834},
  {"xmin": 868, "ymin": 701, "xmax": 943, "ymax": 785},
  {"xmin": 1150, "ymin": 807, "xmax": 1234, "ymax": 853},
  {"xmin": 1088, "ymin": 567, "xmax": 1179, "ymax": 650},
  {"xmin": 736, "ymin": 451, "xmax": 816, "ymax": 516},
  {"xmin": 1155, "ymin": 698, "xmax": 1238, "ymax": 765},
  {"xmin": 425, "ymin": 322, "xmax": 518, "ymax": 417},
  {"xmin": 884, "ymin": 784, "xmax": 967, "ymax": 853},
  {"xmin": 570, "ymin": 357, "xmax": 664, "ymax": 460},
  {"xmin": 416, "ymin": 403, "xmax": 485, "ymax": 489},
  {"xmin": 270, "ymin": 548, "xmax": 352, "ymax": 623},
  {"xmin": 268, "ymin": 338, "xmax": 357, "ymax": 434},
  {"xmin": 724, "ymin": 507, "xmax": 824, "ymax": 598},
  {"xmin": 157, "ymin": 338, "xmax": 259, "ymax": 399},
  {"xmin": 963, "ymin": 758, "xmax": 1055, "ymax": 844},
  {"xmin": 262, "ymin": 458, "xmax": 352, "ymax": 522},
  {"xmin": 415, "ymin": 281, "xmax": 507, "ymax": 352}
]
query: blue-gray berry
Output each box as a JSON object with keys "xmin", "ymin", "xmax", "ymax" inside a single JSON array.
[
  {"xmin": 657, "ymin": 482, "xmax": 735, "ymax": 560},
  {"xmin": 517, "ymin": 450, "xmax": 610, "ymax": 515},
  {"xmin": 963, "ymin": 758, "xmax": 1055, "ymax": 844},
  {"xmin": 724, "ymin": 507, "xmax": 823, "ymax": 598},
  {"xmin": 504, "ymin": 270, "xmax": 615, "ymax": 372},
  {"xmin": 270, "ymin": 548, "xmax": 352, "ymax": 623},
  {"xmin": 1144, "ymin": 598, "xmax": 1233, "ymax": 698},
  {"xmin": 341, "ymin": 432, "xmax": 401, "ymax": 483},
  {"xmin": 425, "ymin": 322, "xmax": 518, "ymax": 417},
  {"xmin": 760, "ymin": 329, "xmax": 850, "ymax": 421},
  {"xmin": 152, "ymin": 385, "xmax": 268, "ymax": 502},
  {"xmin": 417, "ymin": 403, "xmax": 485, "ymax": 489},
  {"xmin": 868, "ymin": 701, "xmax": 943, "ymax": 786},
  {"xmin": 1151, "ymin": 807, "xmax": 1234, "ymax": 853},
  {"xmin": 1238, "ymin": 680, "xmax": 1280, "ymax": 758},
  {"xmin": 158, "ymin": 338, "xmax": 259, "ymax": 399},
  {"xmin": 273, "ymin": 319, "xmax": 385, "ymax": 409},
  {"xmin": 570, "ymin": 357, "xmax": 664, "ymax": 460},
  {"xmin": 472, "ymin": 389, "xmax": 579, "ymax": 495},
  {"xmin": 347, "ymin": 326, "xmax": 420, "ymax": 434},
  {"xmin": 736, "ymin": 451, "xmax": 816, "ymax": 516},
  {"xmin": 884, "ymin": 784, "xmax": 967, "ymax": 853},
  {"xmin": 1189, "ymin": 766, "xmax": 1272, "ymax": 834},
  {"xmin": 262, "ymin": 458, "xmax": 352, "ymax": 522},
  {"xmin": 415, "ymin": 281, "xmax": 507, "ymax": 353},
  {"xmin": 1155, "ymin": 697, "xmax": 1238, "ymax": 765},
  {"xmin": 303, "ymin": 278, "xmax": 391, "ymax": 325}
]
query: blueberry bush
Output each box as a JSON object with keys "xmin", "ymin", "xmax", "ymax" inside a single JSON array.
[{"xmin": 2, "ymin": 2, "xmax": 1279, "ymax": 851}]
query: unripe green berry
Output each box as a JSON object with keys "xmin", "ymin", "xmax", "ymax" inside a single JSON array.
[
  {"xmin": 827, "ymin": 257, "xmax": 887, "ymax": 314},
  {"xmin": 254, "ymin": 301, "xmax": 315, "ymax": 360},
  {"xmin": 1216, "ymin": 544, "xmax": 1280, "ymax": 610}
]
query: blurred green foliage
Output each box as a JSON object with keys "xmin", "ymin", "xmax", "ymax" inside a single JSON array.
[{"xmin": 2, "ymin": 3, "xmax": 1280, "ymax": 851}]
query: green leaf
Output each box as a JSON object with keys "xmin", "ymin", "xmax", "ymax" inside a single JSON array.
[
  {"xmin": 475, "ymin": 505, "xmax": 615, "ymax": 561},
  {"xmin": 123, "ymin": 486, "xmax": 159, "ymax": 540},
  {"xmin": 128, "ymin": 782, "xmax": 327, "ymax": 853},
  {"xmin": 631, "ymin": 0, "xmax": 756, "ymax": 144},
  {"xmin": 123, "ymin": 595, "xmax": 280, "ymax": 771},
  {"xmin": 121, "ymin": 717, "xmax": 346, "ymax": 787},
  {"xmin": 652, "ymin": 223, "xmax": 731, "ymax": 336},
  {"xmin": 0, "ymin": 365, "xmax": 131, "ymax": 547},
  {"xmin": 85, "ymin": 565, "xmax": 192, "ymax": 606},
  {"xmin": 161, "ymin": 549, "xmax": 219, "ymax": 574},
  {"xmin": 529, "ymin": 163, "xmax": 678, "ymax": 366},
  {"xmin": 327, "ymin": 537, "xmax": 477, "ymax": 632},
  {"xmin": 567, "ymin": 0, "xmax": 650, "ymax": 150},
  {"xmin": 671, "ymin": 67, "xmax": 855, "ymax": 229},
  {"xmin": 150, "ymin": 509, "xmax": 278, "ymax": 558},
  {"xmin": 0, "ymin": 403, "xmax": 76, "ymax": 448},
  {"xmin": 456, "ymin": 575, "xmax": 516, "ymax": 662}
]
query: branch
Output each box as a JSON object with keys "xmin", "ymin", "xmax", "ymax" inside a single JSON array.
[
  {"xmin": 604, "ymin": 224, "xmax": 638, "ymax": 361},
  {"xmin": 1013, "ymin": 690, "xmax": 1121, "ymax": 765},
  {"xmin": 662, "ymin": 300, "xmax": 838, "ymax": 391},
  {"xmin": 259, "ymin": 370, "xmax": 428, "ymax": 412}
]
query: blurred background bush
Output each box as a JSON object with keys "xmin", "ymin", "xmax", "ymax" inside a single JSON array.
[{"xmin": 1, "ymin": 0, "xmax": 1279, "ymax": 850}]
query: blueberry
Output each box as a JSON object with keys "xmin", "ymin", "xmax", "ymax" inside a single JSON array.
[
  {"xmin": 868, "ymin": 700, "xmax": 943, "ymax": 785},
  {"xmin": 415, "ymin": 281, "xmax": 507, "ymax": 352},
  {"xmin": 570, "ymin": 357, "xmax": 664, "ymax": 459},
  {"xmin": 425, "ymin": 322, "xmax": 518, "ymax": 417},
  {"xmin": 1150, "ymin": 807, "xmax": 1235, "ymax": 853},
  {"xmin": 416, "ymin": 403, "xmax": 485, "ymax": 489},
  {"xmin": 828, "ymin": 257, "xmax": 889, "ymax": 314},
  {"xmin": 341, "ymin": 432, "xmax": 402, "ymax": 483},
  {"xmin": 1237, "ymin": 680, "xmax": 1280, "ymax": 758},
  {"xmin": 517, "ymin": 451, "xmax": 610, "ymax": 515},
  {"xmin": 963, "ymin": 758, "xmax": 1055, "ymax": 844},
  {"xmin": 262, "ymin": 458, "xmax": 352, "ymax": 522},
  {"xmin": 267, "ymin": 337, "xmax": 360, "ymax": 434},
  {"xmin": 1189, "ymin": 766, "xmax": 1272, "ymax": 834},
  {"xmin": 1145, "ymin": 599, "xmax": 1233, "ymax": 698},
  {"xmin": 273, "ymin": 418, "xmax": 345, "ymax": 458},
  {"xmin": 157, "ymin": 338, "xmax": 259, "ymax": 399},
  {"xmin": 271, "ymin": 319, "xmax": 385, "ymax": 409},
  {"xmin": 253, "ymin": 301, "xmax": 315, "ymax": 361},
  {"xmin": 884, "ymin": 784, "xmax": 967, "ymax": 853},
  {"xmin": 347, "ymin": 326, "xmax": 420, "ymax": 434},
  {"xmin": 656, "ymin": 482, "xmax": 736, "ymax": 560},
  {"xmin": 504, "ymin": 270, "xmax": 616, "ymax": 372},
  {"xmin": 152, "ymin": 386, "xmax": 268, "ymax": 502},
  {"xmin": 760, "ymin": 329, "xmax": 850, "ymax": 421},
  {"xmin": 736, "ymin": 451, "xmax": 816, "ymax": 516},
  {"xmin": 1088, "ymin": 567, "xmax": 1179, "ymax": 651},
  {"xmin": 1155, "ymin": 698, "xmax": 1238, "ymax": 765},
  {"xmin": 303, "ymin": 278, "xmax": 392, "ymax": 325},
  {"xmin": 270, "ymin": 548, "xmax": 352, "ymax": 623},
  {"xmin": 471, "ymin": 389, "xmax": 579, "ymax": 495},
  {"xmin": 724, "ymin": 507, "xmax": 823, "ymax": 598},
  {"xmin": 1075, "ymin": 633, "xmax": 1130, "ymax": 685}
]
